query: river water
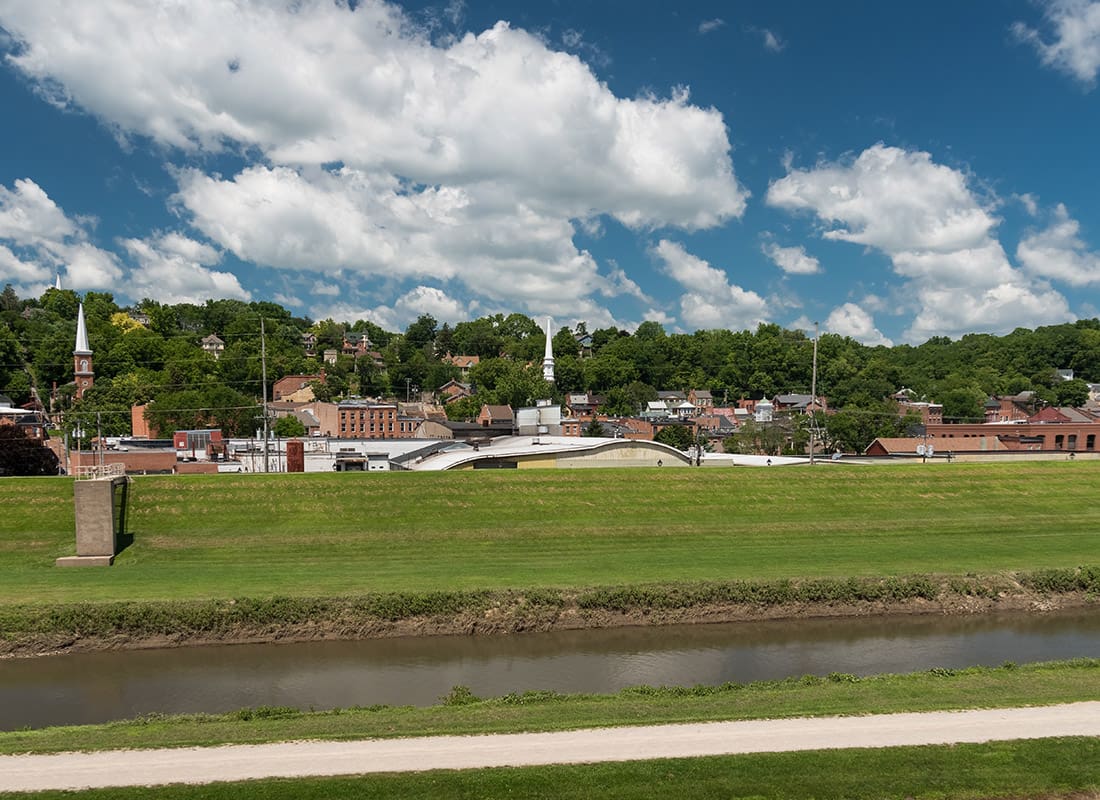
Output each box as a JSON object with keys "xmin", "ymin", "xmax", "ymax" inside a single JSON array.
[{"xmin": 2, "ymin": 608, "xmax": 1099, "ymax": 731}]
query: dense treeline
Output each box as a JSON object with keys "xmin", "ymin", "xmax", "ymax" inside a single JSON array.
[{"xmin": 1, "ymin": 283, "xmax": 1096, "ymax": 448}]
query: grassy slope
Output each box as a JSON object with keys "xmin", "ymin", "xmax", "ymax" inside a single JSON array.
[
  {"xmin": 2, "ymin": 462, "xmax": 1099, "ymax": 603},
  {"xmin": 1, "ymin": 660, "xmax": 1098, "ymax": 755}
]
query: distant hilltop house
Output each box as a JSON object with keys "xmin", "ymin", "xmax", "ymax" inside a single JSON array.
[
  {"xmin": 442, "ymin": 354, "xmax": 479, "ymax": 378},
  {"xmin": 201, "ymin": 333, "xmax": 224, "ymax": 360},
  {"xmin": 437, "ymin": 379, "xmax": 473, "ymax": 404}
]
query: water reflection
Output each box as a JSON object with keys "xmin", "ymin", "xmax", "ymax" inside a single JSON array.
[{"xmin": 2, "ymin": 608, "xmax": 1098, "ymax": 730}]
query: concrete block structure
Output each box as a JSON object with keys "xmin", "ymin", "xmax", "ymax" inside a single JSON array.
[{"xmin": 56, "ymin": 476, "xmax": 130, "ymax": 567}]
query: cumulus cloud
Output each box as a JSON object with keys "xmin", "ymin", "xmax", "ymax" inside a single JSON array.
[
  {"xmin": 652, "ymin": 239, "xmax": 769, "ymax": 330},
  {"xmin": 0, "ymin": 1, "xmax": 748, "ymax": 231},
  {"xmin": 766, "ymin": 144, "xmax": 1071, "ymax": 341},
  {"xmin": 698, "ymin": 18, "xmax": 725, "ymax": 35},
  {"xmin": 0, "ymin": 243, "xmax": 50, "ymax": 286},
  {"xmin": 1013, "ymin": 0, "xmax": 1100, "ymax": 88},
  {"xmin": 762, "ymin": 241, "xmax": 821, "ymax": 274},
  {"xmin": 0, "ymin": 178, "xmax": 122, "ymax": 292},
  {"xmin": 312, "ymin": 285, "xmax": 472, "ymax": 332},
  {"xmin": 1017, "ymin": 204, "xmax": 1100, "ymax": 286},
  {"xmin": 825, "ymin": 303, "xmax": 892, "ymax": 346},
  {"xmin": 120, "ymin": 232, "xmax": 251, "ymax": 304},
  {"xmin": 0, "ymin": 0, "xmax": 753, "ymax": 323},
  {"xmin": 173, "ymin": 165, "xmax": 604, "ymax": 315}
]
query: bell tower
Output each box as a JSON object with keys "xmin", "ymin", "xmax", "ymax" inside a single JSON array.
[{"xmin": 74, "ymin": 302, "xmax": 94, "ymax": 400}]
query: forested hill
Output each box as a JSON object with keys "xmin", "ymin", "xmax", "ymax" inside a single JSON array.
[{"xmin": 1, "ymin": 285, "xmax": 1096, "ymax": 439}]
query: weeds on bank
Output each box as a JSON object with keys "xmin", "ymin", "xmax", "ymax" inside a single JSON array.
[{"xmin": 1, "ymin": 567, "xmax": 1096, "ymax": 643}]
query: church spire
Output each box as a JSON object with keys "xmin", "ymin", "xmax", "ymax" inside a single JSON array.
[
  {"xmin": 542, "ymin": 317, "xmax": 555, "ymax": 383},
  {"xmin": 75, "ymin": 303, "xmax": 91, "ymax": 355},
  {"xmin": 74, "ymin": 302, "xmax": 94, "ymax": 400},
  {"xmin": 55, "ymin": 273, "xmax": 62, "ymax": 291}
]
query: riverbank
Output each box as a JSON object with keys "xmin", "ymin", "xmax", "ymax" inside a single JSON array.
[
  {"xmin": 2, "ymin": 569, "xmax": 1096, "ymax": 657},
  {"xmin": 3, "ymin": 659, "xmax": 1099, "ymax": 755}
]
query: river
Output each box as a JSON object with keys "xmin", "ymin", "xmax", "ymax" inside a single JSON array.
[{"xmin": 2, "ymin": 608, "xmax": 1098, "ymax": 731}]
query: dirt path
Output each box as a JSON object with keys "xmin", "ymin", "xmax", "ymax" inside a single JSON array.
[{"xmin": 2, "ymin": 702, "xmax": 1099, "ymax": 792}]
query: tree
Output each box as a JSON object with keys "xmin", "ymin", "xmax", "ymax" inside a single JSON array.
[
  {"xmin": 273, "ymin": 415, "xmax": 306, "ymax": 438},
  {"xmin": 0, "ymin": 424, "xmax": 60, "ymax": 476},
  {"xmin": 1055, "ymin": 378, "xmax": 1090, "ymax": 408},
  {"xmin": 654, "ymin": 424, "xmax": 694, "ymax": 450},
  {"xmin": 404, "ymin": 314, "xmax": 438, "ymax": 352},
  {"xmin": 445, "ymin": 396, "xmax": 481, "ymax": 421},
  {"xmin": 582, "ymin": 419, "xmax": 606, "ymax": 437}
]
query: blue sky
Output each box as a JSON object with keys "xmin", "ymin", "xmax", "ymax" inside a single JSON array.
[{"xmin": 1, "ymin": 0, "xmax": 1099, "ymax": 345}]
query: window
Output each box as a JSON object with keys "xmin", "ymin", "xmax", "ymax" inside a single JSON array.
[
  {"xmin": 1055, "ymin": 434, "xmax": 1064, "ymax": 450},
  {"xmin": 1068, "ymin": 434, "xmax": 1077, "ymax": 450},
  {"xmin": 1087, "ymin": 434, "xmax": 1095, "ymax": 450}
]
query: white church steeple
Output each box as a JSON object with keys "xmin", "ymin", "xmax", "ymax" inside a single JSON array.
[
  {"xmin": 74, "ymin": 302, "xmax": 93, "ymax": 400},
  {"xmin": 542, "ymin": 317, "xmax": 555, "ymax": 383}
]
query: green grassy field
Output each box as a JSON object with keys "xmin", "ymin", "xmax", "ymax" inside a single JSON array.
[
  {"xmin": 1, "ymin": 462, "xmax": 1099, "ymax": 604},
  {"xmin": 4, "ymin": 739, "xmax": 1099, "ymax": 799}
]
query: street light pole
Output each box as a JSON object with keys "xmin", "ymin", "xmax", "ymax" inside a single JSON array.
[
  {"xmin": 261, "ymin": 316, "xmax": 269, "ymax": 474},
  {"xmin": 809, "ymin": 322, "xmax": 819, "ymax": 466}
]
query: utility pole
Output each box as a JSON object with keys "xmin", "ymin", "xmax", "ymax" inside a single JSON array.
[
  {"xmin": 96, "ymin": 411, "xmax": 104, "ymax": 469},
  {"xmin": 261, "ymin": 317, "xmax": 269, "ymax": 474},
  {"xmin": 809, "ymin": 322, "xmax": 819, "ymax": 466}
]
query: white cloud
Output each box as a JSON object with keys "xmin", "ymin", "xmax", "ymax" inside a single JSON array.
[
  {"xmin": 311, "ymin": 285, "xmax": 471, "ymax": 332},
  {"xmin": 698, "ymin": 18, "xmax": 725, "ymax": 35},
  {"xmin": 767, "ymin": 145, "xmax": 997, "ymax": 254},
  {"xmin": 1013, "ymin": 0, "xmax": 1100, "ymax": 88},
  {"xmin": 1017, "ymin": 204, "xmax": 1100, "ymax": 286},
  {"xmin": 0, "ymin": 179, "xmax": 77, "ymax": 247},
  {"xmin": 173, "ymin": 165, "xmax": 605, "ymax": 315},
  {"xmin": 1016, "ymin": 193, "xmax": 1040, "ymax": 217},
  {"xmin": 64, "ymin": 242, "xmax": 124, "ymax": 290},
  {"xmin": 120, "ymin": 232, "xmax": 250, "ymax": 304},
  {"xmin": 0, "ymin": 0, "xmax": 752, "ymax": 320},
  {"xmin": 766, "ymin": 144, "xmax": 1071, "ymax": 341},
  {"xmin": 0, "ymin": 178, "xmax": 122, "ymax": 292},
  {"xmin": 825, "ymin": 303, "xmax": 892, "ymax": 346},
  {"xmin": 761, "ymin": 29, "xmax": 785, "ymax": 53},
  {"xmin": 602, "ymin": 264, "xmax": 654, "ymax": 303},
  {"xmin": 0, "ymin": 243, "xmax": 50, "ymax": 285},
  {"xmin": 1, "ymin": 1, "xmax": 748, "ymax": 231},
  {"xmin": 762, "ymin": 241, "xmax": 821, "ymax": 275},
  {"xmin": 653, "ymin": 239, "xmax": 770, "ymax": 330}
]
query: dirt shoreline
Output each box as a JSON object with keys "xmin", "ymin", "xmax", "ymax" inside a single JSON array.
[{"xmin": 2, "ymin": 589, "xmax": 1092, "ymax": 659}]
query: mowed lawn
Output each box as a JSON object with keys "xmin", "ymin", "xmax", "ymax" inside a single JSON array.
[{"xmin": 0, "ymin": 462, "xmax": 1097, "ymax": 604}]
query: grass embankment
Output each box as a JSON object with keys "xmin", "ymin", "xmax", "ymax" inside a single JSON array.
[
  {"xmin": 7, "ymin": 739, "xmax": 1099, "ymax": 800},
  {"xmin": 2, "ymin": 659, "xmax": 1098, "ymax": 755},
  {"xmin": 2, "ymin": 462, "xmax": 1099, "ymax": 651}
]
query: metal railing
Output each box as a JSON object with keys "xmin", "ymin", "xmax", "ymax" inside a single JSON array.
[{"xmin": 73, "ymin": 463, "xmax": 126, "ymax": 480}]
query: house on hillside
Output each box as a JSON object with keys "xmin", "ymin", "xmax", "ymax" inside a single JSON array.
[
  {"xmin": 201, "ymin": 333, "xmax": 224, "ymax": 360},
  {"xmin": 442, "ymin": 354, "xmax": 480, "ymax": 378}
]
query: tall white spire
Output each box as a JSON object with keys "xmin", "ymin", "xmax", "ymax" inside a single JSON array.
[
  {"xmin": 542, "ymin": 317, "xmax": 555, "ymax": 383},
  {"xmin": 74, "ymin": 303, "xmax": 91, "ymax": 355},
  {"xmin": 54, "ymin": 273, "xmax": 62, "ymax": 291}
]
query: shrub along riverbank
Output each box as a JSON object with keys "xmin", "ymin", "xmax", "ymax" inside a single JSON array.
[{"xmin": 1, "ymin": 567, "xmax": 1097, "ymax": 655}]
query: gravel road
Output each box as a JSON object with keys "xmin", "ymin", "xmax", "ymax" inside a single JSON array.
[{"xmin": 2, "ymin": 702, "xmax": 1099, "ymax": 792}]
